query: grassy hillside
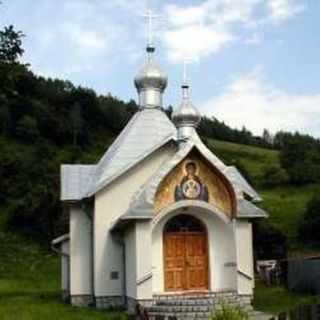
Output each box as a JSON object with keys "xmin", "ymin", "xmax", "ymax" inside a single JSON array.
[
  {"xmin": 208, "ymin": 139, "xmax": 320, "ymax": 252},
  {"xmin": 0, "ymin": 232, "xmax": 127, "ymax": 320},
  {"xmin": 1, "ymin": 139, "xmax": 319, "ymax": 318}
]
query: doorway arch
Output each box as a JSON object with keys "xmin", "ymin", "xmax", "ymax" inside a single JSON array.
[{"xmin": 163, "ymin": 214, "xmax": 209, "ymax": 292}]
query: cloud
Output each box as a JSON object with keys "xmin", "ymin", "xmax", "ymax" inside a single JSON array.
[
  {"xmin": 162, "ymin": 0, "xmax": 304, "ymax": 62},
  {"xmin": 201, "ymin": 70, "xmax": 320, "ymax": 137},
  {"xmin": 267, "ymin": 0, "xmax": 305, "ymax": 22},
  {"xmin": 163, "ymin": 24, "xmax": 234, "ymax": 62},
  {"xmin": 2, "ymin": 0, "xmax": 146, "ymax": 78}
]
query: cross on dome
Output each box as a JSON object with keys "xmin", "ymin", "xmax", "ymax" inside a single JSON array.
[
  {"xmin": 134, "ymin": 8, "xmax": 167, "ymax": 109},
  {"xmin": 142, "ymin": 9, "xmax": 160, "ymax": 49}
]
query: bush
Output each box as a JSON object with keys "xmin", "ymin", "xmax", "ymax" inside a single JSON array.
[
  {"xmin": 262, "ymin": 166, "xmax": 289, "ymax": 187},
  {"xmin": 210, "ymin": 303, "xmax": 249, "ymax": 320},
  {"xmin": 299, "ymin": 195, "xmax": 320, "ymax": 245},
  {"xmin": 253, "ymin": 221, "xmax": 287, "ymax": 260}
]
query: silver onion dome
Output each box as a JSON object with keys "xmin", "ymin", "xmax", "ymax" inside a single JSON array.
[
  {"xmin": 134, "ymin": 46, "xmax": 167, "ymax": 108},
  {"xmin": 172, "ymin": 83, "xmax": 201, "ymax": 129},
  {"xmin": 134, "ymin": 48, "xmax": 167, "ymax": 92}
]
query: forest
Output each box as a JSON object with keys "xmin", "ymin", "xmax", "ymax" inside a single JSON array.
[{"xmin": 1, "ymin": 25, "xmax": 320, "ymax": 248}]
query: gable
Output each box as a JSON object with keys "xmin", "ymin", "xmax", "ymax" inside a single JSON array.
[
  {"xmin": 86, "ymin": 108, "xmax": 177, "ymax": 197},
  {"xmin": 154, "ymin": 149, "xmax": 236, "ymax": 218}
]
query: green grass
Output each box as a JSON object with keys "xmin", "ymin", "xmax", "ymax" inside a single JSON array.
[
  {"xmin": 261, "ymin": 185, "xmax": 320, "ymax": 249},
  {"xmin": 208, "ymin": 139, "xmax": 280, "ymax": 184},
  {"xmin": 0, "ymin": 231, "xmax": 126, "ymax": 320},
  {"xmin": 1, "ymin": 139, "xmax": 319, "ymax": 318},
  {"xmin": 253, "ymin": 281, "xmax": 320, "ymax": 314},
  {"xmin": 208, "ymin": 139, "xmax": 320, "ymax": 251}
]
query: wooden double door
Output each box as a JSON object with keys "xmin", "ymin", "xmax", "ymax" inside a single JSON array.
[{"xmin": 164, "ymin": 215, "xmax": 209, "ymax": 292}]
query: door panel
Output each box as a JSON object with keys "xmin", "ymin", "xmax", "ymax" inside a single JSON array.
[
  {"xmin": 164, "ymin": 231, "xmax": 208, "ymax": 291},
  {"xmin": 185, "ymin": 233, "xmax": 208, "ymax": 290},
  {"xmin": 164, "ymin": 234, "xmax": 186, "ymax": 291}
]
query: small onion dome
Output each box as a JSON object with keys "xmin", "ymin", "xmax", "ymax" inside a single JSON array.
[
  {"xmin": 172, "ymin": 84, "xmax": 201, "ymax": 128},
  {"xmin": 134, "ymin": 46, "xmax": 168, "ymax": 93}
]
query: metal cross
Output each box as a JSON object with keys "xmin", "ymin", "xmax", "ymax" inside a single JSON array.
[
  {"xmin": 143, "ymin": 9, "xmax": 160, "ymax": 46},
  {"xmin": 183, "ymin": 58, "xmax": 193, "ymax": 84}
]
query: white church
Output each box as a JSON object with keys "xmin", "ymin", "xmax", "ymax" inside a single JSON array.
[{"xmin": 52, "ymin": 21, "xmax": 267, "ymax": 317}]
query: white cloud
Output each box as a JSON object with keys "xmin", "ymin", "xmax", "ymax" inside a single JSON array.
[
  {"xmin": 163, "ymin": 24, "xmax": 233, "ymax": 62},
  {"xmin": 267, "ymin": 0, "xmax": 305, "ymax": 22},
  {"xmin": 201, "ymin": 70, "xmax": 320, "ymax": 137},
  {"xmin": 2, "ymin": 0, "xmax": 146, "ymax": 78},
  {"xmin": 162, "ymin": 0, "xmax": 304, "ymax": 62}
]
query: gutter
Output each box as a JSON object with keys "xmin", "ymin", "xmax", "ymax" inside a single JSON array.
[
  {"xmin": 114, "ymin": 232, "xmax": 127, "ymax": 308},
  {"xmin": 81, "ymin": 201, "xmax": 95, "ymax": 303},
  {"xmin": 51, "ymin": 234, "xmax": 70, "ymax": 257}
]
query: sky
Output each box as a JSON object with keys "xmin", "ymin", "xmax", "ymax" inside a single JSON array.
[{"xmin": 1, "ymin": 0, "xmax": 320, "ymax": 137}]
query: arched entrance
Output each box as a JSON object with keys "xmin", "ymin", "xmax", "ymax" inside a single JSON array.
[{"xmin": 163, "ymin": 214, "xmax": 209, "ymax": 292}]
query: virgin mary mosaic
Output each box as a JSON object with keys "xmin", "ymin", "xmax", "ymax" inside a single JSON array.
[{"xmin": 175, "ymin": 161, "xmax": 209, "ymax": 202}]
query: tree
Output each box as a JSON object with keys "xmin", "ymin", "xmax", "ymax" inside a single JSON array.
[
  {"xmin": 279, "ymin": 132, "xmax": 320, "ymax": 184},
  {"xmin": 70, "ymin": 102, "xmax": 84, "ymax": 146},
  {"xmin": 0, "ymin": 103, "xmax": 11, "ymax": 136},
  {"xmin": 262, "ymin": 129, "xmax": 273, "ymax": 145},
  {"xmin": 0, "ymin": 25, "xmax": 24, "ymax": 63},
  {"xmin": 16, "ymin": 115, "xmax": 39, "ymax": 142},
  {"xmin": 262, "ymin": 166, "xmax": 289, "ymax": 187},
  {"xmin": 299, "ymin": 195, "xmax": 320, "ymax": 245}
]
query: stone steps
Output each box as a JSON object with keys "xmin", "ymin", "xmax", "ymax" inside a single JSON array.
[
  {"xmin": 140, "ymin": 291, "xmax": 252, "ymax": 320},
  {"xmin": 141, "ymin": 292, "xmax": 273, "ymax": 320},
  {"xmin": 147, "ymin": 311, "xmax": 274, "ymax": 320}
]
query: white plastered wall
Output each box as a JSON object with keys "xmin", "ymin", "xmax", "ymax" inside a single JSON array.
[
  {"xmin": 94, "ymin": 144, "xmax": 176, "ymax": 297},
  {"xmin": 70, "ymin": 205, "xmax": 92, "ymax": 297},
  {"xmin": 135, "ymin": 221, "xmax": 153, "ymax": 299},
  {"xmin": 235, "ymin": 220, "xmax": 254, "ymax": 295},
  {"xmin": 151, "ymin": 206, "xmax": 238, "ymax": 294}
]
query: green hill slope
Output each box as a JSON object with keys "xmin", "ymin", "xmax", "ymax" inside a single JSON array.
[
  {"xmin": 208, "ymin": 139, "xmax": 320, "ymax": 251},
  {"xmin": 1, "ymin": 139, "xmax": 319, "ymax": 319},
  {"xmin": 0, "ymin": 231, "xmax": 126, "ymax": 320}
]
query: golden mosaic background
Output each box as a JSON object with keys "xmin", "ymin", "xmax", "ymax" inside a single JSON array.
[{"xmin": 154, "ymin": 151, "xmax": 235, "ymax": 217}]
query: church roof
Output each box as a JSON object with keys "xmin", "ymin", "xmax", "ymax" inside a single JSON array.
[
  {"xmin": 61, "ymin": 165, "xmax": 96, "ymax": 201},
  {"xmin": 61, "ymin": 108, "xmax": 177, "ymax": 201},
  {"xmin": 109, "ymin": 132, "xmax": 266, "ymax": 230},
  {"xmin": 237, "ymin": 198, "xmax": 268, "ymax": 218},
  {"xmin": 223, "ymin": 166, "xmax": 262, "ymax": 202}
]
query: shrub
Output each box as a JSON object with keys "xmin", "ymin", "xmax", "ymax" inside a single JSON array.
[
  {"xmin": 262, "ymin": 166, "xmax": 289, "ymax": 187},
  {"xmin": 210, "ymin": 303, "xmax": 249, "ymax": 320},
  {"xmin": 299, "ymin": 194, "xmax": 320, "ymax": 245}
]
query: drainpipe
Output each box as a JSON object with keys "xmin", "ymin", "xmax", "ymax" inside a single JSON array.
[
  {"xmin": 81, "ymin": 200, "xmax": 95, "ymax": 305},
  {"xmin": 114, "ymin": 232, "xmax": 127, "ymax": 309},
  {"xmin": 51, "ymin": 241, "xmax": 70, "ymax": 257}
]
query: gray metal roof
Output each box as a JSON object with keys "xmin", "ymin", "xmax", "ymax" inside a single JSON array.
[
  {"xmin": 61, "ymin": 108, "xmax": 177, "ymax": 201},
  {"xmin": 113, "ymin": 135, "xmax": 230, "ymax": 223},
  {"xmin": 86, "ymin": 108, "xmax": 177, "ymax": 196},
  {"xmin": 109, "ymin": 132, "xmax": 266, "ymax": 227},
  {"xmin": 223, "ymin": 166, "xmax": 262, "ymax": 202},
  {"xmin": 237, "ymin": 198, "xmax": 268, "ymax": 218},
  {"xmin": 60, "ymin": 107, "xmax": 265, "ymax": 224},
  {"xmin": 61, "ymin": 165, "xmax": 96, "ymax": 201}
]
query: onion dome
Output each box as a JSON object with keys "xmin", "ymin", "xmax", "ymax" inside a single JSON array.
[
  {"xmin": 134, "ymin": 46, "xmax": 167, "ymax": 92},
  {"xmin": 134, "ymin": 45, "xmax": 167, "ymax": 108},
  {"xmin": 172, "ymin": 82, "xmax": 201, "ymax": 132}
]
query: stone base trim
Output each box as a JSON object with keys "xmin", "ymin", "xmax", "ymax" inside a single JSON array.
[
  {"xmin": 95, "ymin": 295, "xmax": 126, "ymax": 310},
  {"xmin": 71, "ymin": 294, "xmax": 94, "ymax": 307},
  {"xmin": 69, "ymin": 292, "xmax": 254, "ymax": 319}
]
